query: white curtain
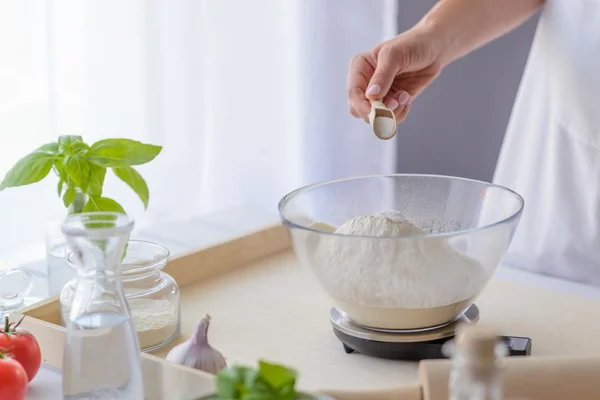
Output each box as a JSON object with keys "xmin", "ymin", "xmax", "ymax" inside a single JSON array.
[{"xmin": 0, "ymin": 0, "xmax": 398, "ymax": 258}]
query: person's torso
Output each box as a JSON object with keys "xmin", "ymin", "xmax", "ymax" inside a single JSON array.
[{"xmin": 493, "ymin": 0, "xmax": 600, "ymax": 285}]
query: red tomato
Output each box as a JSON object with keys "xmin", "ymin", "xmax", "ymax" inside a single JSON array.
[
  {"xmin": 0, "ymin": 316, "xmax": 42, "ymax": 382},
  {"xmin": 0, "ymin": 353, "xmax": 27, "ymax": 400}
]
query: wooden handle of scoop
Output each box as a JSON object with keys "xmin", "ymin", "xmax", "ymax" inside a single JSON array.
[{"xmin": 369, "ymin": 99, "xmax": 387, "ymax": 111}]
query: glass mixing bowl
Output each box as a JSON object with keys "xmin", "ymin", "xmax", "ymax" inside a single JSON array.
[{"xmin": 278, "ymin": 174, "xmax": 524, "ymax": 331}]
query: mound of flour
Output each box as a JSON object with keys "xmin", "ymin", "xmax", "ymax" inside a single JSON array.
[{"xmin": 306, "ymin": 210, "xmax": 486, "ymax": 309}]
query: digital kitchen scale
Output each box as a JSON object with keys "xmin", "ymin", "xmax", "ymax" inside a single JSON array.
[{"xmin": 330, "ymin": 304, "xmax": 532, "ymax": 361}]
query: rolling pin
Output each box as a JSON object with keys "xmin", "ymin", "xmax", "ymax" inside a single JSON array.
[
  {"xmin": 319, "ymin": 384, "xmax": 421, "ymax": 400},
  {"xmin": 320, "ymin": 356, "xmax": 600, "ymax": 400},
  {"xmin": 418, "ymin": 355, "xmax": 600, "ymax": 400}
]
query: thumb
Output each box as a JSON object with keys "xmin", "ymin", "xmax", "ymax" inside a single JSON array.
[{"xmin": 366, "ymin": 47, "xmax": 401, "ymax": 100}]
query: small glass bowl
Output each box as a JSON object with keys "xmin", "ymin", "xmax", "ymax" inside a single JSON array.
[{"xmin": 60, "ymin": 240, "xmax": 181, "ymax": 352}]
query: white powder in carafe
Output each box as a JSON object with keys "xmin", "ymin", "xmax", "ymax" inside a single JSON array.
[{"xmin": 307, "ymin": 210, "xmax": 488, "ymax": 310}]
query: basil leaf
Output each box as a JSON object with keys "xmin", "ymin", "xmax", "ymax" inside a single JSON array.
[
  {"xmin": 38, "ymin": 142, "xmax": 59, "ymax": 155},
  {"xmin": 244, "ymin": 368, "xmax": 274, "ymax": 393},
  {"xmin": 82, "ymin": 196, "xmax": 125, "ymax": 213},
  {"xmin": 87, "ymin": 163, "xmax": 106, "ymax": 197},
  {"xmin": 88, "ymin": 139, "xmax": 162, "ymax": 167},
  {"xmin": 215, "ymin": 362, "xmax": 301, "ymax": 400},
  {"xmin": 58, "ymin": 135, "xmax": 85, "ymax": 154},
  {"xmin": 246, "ymin": 381, "xmax": 276, "ymax": 399},
  {"xmin": 294, "ymin": 393, "xmax": 320, "ymax": 400},
  {"xmin": 71, "ymin": 191, "xmax": 87, "ymax": 214},
  {"xmin": 57, "ymin": 178, "xmax": 65, "ymax": 196},
  {"xmin": 63, "ymin": 186, "xmax": 76, "ymax": 207},
  {"xmin": 63, "ymin": 155, "xmax": 91, "ymax": 191},
  {"xmin": 276, "ymin": 384, "xmax": 296, "ymax": 400},
  {"xmin": 53, "ymin": 159, "xmax": 66, "ymax": 178},
  {"xmin": 112, "ymin": 166, "xmax": 149, "ymax": 209},
  {"xmin": 0, "ymin": 151, "xmax": 54, "ymax": 190},
  {"xmin": 72, "ymin": 142, "xmax": 89, "ymax": 155},
  {"xmin": 216, "ymin": 366, "xmax": 249, "ymax": 398},
  {"xmin": 55, "ymin": 158, "xmax": 67, "ymax": 196},
  {"xmin": 258, "ymin": 361, "xmax": 296, "ymax": 391},
  {"xmin": 245, "ymin": 391, "xmax": 276, "ymax": 400}
]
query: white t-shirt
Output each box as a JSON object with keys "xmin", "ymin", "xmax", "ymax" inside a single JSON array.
[{"xmin": 493, "ymin": 0, "xmax": 600, "ymax": 286}]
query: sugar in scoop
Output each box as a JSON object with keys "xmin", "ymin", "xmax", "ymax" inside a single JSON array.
[
  {"xmin": 368, "ymin": 100, "xmax": 397, "ymax": 140},
  {"xmin": 373, "ymin": 116, "xmax": 396, "ymax": 139}
]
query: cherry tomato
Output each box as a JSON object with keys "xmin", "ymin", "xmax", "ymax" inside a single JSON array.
[
  {"xmin": 0, "ymin": 353, "xmax": 27, "ymax": 400},
  {"xmin": 0, "ymin": 316, "xmax": 42, "ymax": 382}
]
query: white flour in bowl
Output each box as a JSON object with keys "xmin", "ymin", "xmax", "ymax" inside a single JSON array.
[{"xmin": 305, "ymin": 210, "xmax": 489, "ymax": 328}]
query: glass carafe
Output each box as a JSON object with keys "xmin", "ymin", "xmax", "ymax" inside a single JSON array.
[{"xmin": 61, "ymin": 212, "xmax": 144, "ymax": 400}]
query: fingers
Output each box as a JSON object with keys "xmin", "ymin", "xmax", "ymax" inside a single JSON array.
[
  {"xmin": 348, "ymin": 103, "xmax": 369, "ymax": 123},
  {"xmin": 365, "ymin": 46, "xmax": 400, "ymax": 101},
  {"xmin": 348, "ymin": 87, "xmax": 371, "ymax": 122},
  {"xmin": 352, "ymin": 92, "xmax": 413, "ymax": 126},
  {"xmin": 383, "ymin": 98, "xmax": 399, "ymax": 112},
  {"xmin": 347, "ymin": 54, "xmax": 374, "ymax": 121},
  {"xmin": 349, "ymin": 104, "xmax": 370, "ymax": 123},
  {"xmin": 396, "ymin": 101, "xmax": 412, "ymax": 123},
  {"xmin": 348, "ymin": 49, "xmax": 412, "ymax": 124},
  {"xmin": 382, "ymin": 90, "xmax": 412, "ymax": 121}
]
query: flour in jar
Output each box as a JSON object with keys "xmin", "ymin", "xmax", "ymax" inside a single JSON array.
[
  {"xmin": 306, "ymin": 210, "xmax": 488, "ymax": 309},
  {"xmin": 128, "ymin": 298, "xmax": 178, "ymax": 349}
]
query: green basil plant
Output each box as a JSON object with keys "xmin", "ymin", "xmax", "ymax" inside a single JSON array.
[
  {"xmin": 189, "ymin": 360, "xmax": 331, "ymax": 400},
  {"xmin": 0, "ymin": 135, "xmax": 162, "ymax": 214}
]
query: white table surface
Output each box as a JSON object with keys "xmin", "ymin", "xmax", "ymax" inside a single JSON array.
[
  {"xmin": 12, "ymin": 207, "xmax": 600, "ymax": 399},
  {"xmin": 29, "ymin": 367, "xmax": 62, "ymax": 399}
]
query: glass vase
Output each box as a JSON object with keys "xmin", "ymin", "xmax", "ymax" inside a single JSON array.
[
  {"xmin": 61, "ymin": 212, "xmax": 144, "ymax": 399},
  {"xmin": 45, "ymin": 190, "xmax": 88, "ymax": 296}
]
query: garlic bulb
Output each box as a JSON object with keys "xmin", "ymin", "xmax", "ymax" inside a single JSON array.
[{"xmin": 166, "ymin": 314, "xmax": 227, "ymax": 374}]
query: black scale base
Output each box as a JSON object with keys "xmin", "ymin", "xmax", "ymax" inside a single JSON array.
[{"xmin": 333, "ymin": 327, "xmax": 532, "ymax": 361}]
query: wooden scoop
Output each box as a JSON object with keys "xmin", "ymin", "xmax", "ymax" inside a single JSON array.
[{"xmin": 368, "ymin": 99, "xmax": 397, "ymax": 140}]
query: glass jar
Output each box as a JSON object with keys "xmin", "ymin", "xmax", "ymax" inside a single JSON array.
[
  {"xmin": 46, "ymin": 214, "xmax": 76, "ymax": 296},
  {"xmin": 60, "ymin": 239, "xmax": 181, "ymax": 352},
  {"xmin": 0, "ymin": 266, "xmax": 33, "ymax": 318}
]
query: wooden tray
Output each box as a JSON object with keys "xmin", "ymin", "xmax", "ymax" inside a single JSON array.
[
  {"xmin": 14, "ymin": 223, "xmax": 288, "ymax": 400},
  {"xmin": 13, "ymin": 222, "xmax": 600, "ymax": 399}
]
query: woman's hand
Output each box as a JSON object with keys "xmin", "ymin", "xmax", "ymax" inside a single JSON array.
[
  {"xmin": 347, "ymin": 26, "xmax": 444, "ymax": 124},
  {"xmin": 348, "ymin": 0, "xmax": 543, "ymax": 125}
]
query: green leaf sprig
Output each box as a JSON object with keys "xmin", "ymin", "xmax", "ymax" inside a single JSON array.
[
  {"xmin": 204, "ymin": 360, "xmax": 317, "ymax": 400},
  {"xmin": 0, "ymin": 135, "xmax": 162, "ymax": 214}
]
